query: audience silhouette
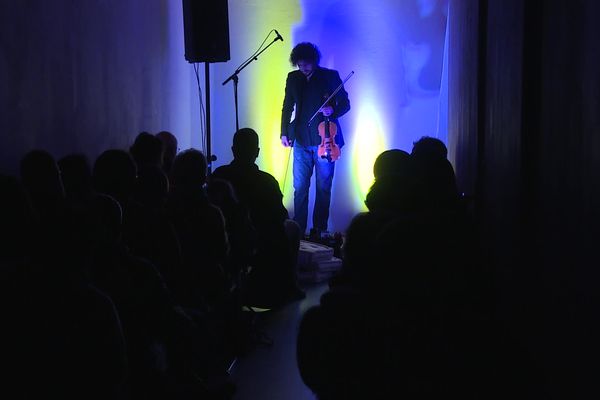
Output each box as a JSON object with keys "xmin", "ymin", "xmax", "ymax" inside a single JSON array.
[
  {"xmin": 166, "ymin": 149, "xmax": 230, "ymax": 311},
  {"xmin": 3, "ymin": 143, "xmax": 241, "ymax": 399},
  {"xmin": 206, "ymin": 177, "xmax": 257, "ymax": 283},
  {"xmin": 211, "ymin": 127, "xmax": 304, "ymax": 308},
  {"xmin": 89, "ymin": 193, "xmax": 231, "ymax": 399},
  {"xmin": 10, "ymin": 153, "xmax": 129, "ymax": 399},
  {"xmin": 58, "ymin": 153, "xmax": 95, "ymax": 207},
  {"xmin": 298, "ymin": 139, "xmax": 541, "ymax": 399},
  {"xmin": 2, "ymin": 131, "xmax": 543, "ymax": 399},
  {"xmin": 129, "ymin": 132, "xmax": 171, "ymax": 211},
  {"xmin": 93, "ymin": 149, "xmax": 182, "ymax": 295},
  {"xmin": 156, "ymin": 130, "xmax": 179, "ymax": 177}
]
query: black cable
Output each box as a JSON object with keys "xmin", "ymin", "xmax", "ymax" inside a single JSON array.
[
  {"xmin": 282, "ymin": 146, "xmax": 293, "ymax": 199},
  {"xmin": 235, "ymin": 29, "xmax": 276, "ymax": 71},
  {"xmin": 193, "ymin": 63, "xmax": 207, "ymax": 154}
]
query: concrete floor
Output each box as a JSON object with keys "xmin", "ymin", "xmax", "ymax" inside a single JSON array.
[{"xmin": 229, "ymin": 282, "xmax": 329, "ymax": 400}]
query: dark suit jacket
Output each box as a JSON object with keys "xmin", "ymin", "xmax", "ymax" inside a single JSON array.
[{"xmin": 281, "ymin": 67, "xmax": 351, "ymax": 147}]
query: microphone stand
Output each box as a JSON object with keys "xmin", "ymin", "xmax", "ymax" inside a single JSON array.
[{"xmin": 223, "ymin": 35, "xmax": 282, "ymax": 132}]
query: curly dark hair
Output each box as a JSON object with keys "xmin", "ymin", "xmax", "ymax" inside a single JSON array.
[{"xmin": 289, "ymin": 42, "xmax": 321, "ymax": 66}]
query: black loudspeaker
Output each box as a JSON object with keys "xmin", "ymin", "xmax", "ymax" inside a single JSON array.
[{"xmin": 182, "ymin": 0, "xmax": 230, "ymax": 63}]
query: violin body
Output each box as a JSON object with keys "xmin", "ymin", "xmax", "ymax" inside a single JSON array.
[
  {"xmin": 317, "ymin": 96, "xmax": 341, "ymax": 162},
  {"xmin": 318, "ymin": 119, "xmax": 340, "ymax": 162}
]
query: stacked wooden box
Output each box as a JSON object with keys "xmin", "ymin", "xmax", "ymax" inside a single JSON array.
[{"xmin": 297, "ymin": 240, "xmax": 342, "ymax": 283}]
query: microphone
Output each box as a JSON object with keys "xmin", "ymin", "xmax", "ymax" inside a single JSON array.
[{"xmin": 274, "ymin": 29, "xmax": 284, "ymax": 42}]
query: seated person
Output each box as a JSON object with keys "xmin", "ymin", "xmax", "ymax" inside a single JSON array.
[{"xmin": 212, "ymin": 128, "xmax": 304, "ymax": 307}]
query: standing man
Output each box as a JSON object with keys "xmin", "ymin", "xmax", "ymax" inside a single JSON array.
[{"xmin": 281, "ymin": 42, "xmax": 351, "ymax": 236}]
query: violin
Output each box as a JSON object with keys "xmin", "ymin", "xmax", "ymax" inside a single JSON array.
[
  {"xmin": 308, "ymin": 71, "xmax": 354, "ymax": 163},
  {"xmin": 317, "ymin": 95, "xmax": 341, "ymax": 162}
]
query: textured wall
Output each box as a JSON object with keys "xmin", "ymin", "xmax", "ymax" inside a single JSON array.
[{"xmin": 0, "ymin": 0, "xmax": 195, "ymax": 176}]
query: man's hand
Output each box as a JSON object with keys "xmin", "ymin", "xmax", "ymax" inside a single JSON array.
[
  {"xmin": 320, "ymin": 105, "xmax": 334, "ymax": 117},
  {"xmin": 281, "ymin": 136, "xmax": 292, "ymax": 147}
]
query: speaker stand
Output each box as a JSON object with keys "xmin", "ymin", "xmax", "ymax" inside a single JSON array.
[{"xmin": 204, "ymin": 62, "xmax": 217, "ymax": 174}]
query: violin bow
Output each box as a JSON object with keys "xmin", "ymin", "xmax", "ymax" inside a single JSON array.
[{"xmin": 308, "ymin": 71, "xmax": 354, "ymax": 126}]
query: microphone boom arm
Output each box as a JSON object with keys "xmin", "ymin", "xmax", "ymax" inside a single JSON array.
[
  {"xmin": 222, "ymin": 31, "xmax": 282, "ymax": 86},
  {"xmin": 223, "ymin": 30, "xmax": 283, "ymax": 131}
]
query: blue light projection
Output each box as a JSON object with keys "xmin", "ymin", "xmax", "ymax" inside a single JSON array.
[
  {"xmin": 288, "ymin": 0, "xmax": 449, "ymax": 230},
  {"xmin": 190, "ymin": 0, "xmax": 448, "ymax": 233}
]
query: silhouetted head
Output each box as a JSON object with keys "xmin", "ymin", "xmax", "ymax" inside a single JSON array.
[
  {"xmin": 171, "ymin": 148, "xmax": 207, "ymax": 188},
  {"xmin": 58, "ymin": 153, "xmax": 93, "ymax": 200},
  {"xmin": 134, "ymin": 164, "xmax": 169, "ymax": 208},
  {"xmin": 411, "ymin": 136, "xmax": 448, "ymax": 161},
  {"xmin": 129, "ymin": 131, "xmax": 163, "ymax": 168},
  {"xmin": 411, "ymin": 156, "xmax": 459, "ymax": 214},
  {"xmin": 0, "ymin": 174, "xmax": 33, "ymax": 257},
  {"xmin": 92, "ymin": 149, "xmax": 137, "ymax": 205},
  {"xmin": 373, "ymin": 149, "xmax": 411, "ymax": 180},
  {"xmin": 365, "ymin": 149, "xmax": 418, "ymax": 214},
  {"xmin": 155, "ymin": 130, "xmax": 178, "ymax": 173},
  {"xmin": 19, "ymin": 149, "xmax": 65, "ymax": 204},
  {"xmin": 232, "ymin": 128, "xmax": 260, "ymax": 163},
  {"xmin": 410, "ymin": 138, "xmax": 459, "ymax": 213},
  {"xmin": 90, "ymin": 193, "xmax": 122, "ymax": 244}
]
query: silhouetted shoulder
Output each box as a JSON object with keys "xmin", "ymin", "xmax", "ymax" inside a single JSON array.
[
  {"xmin": 212, "ymin": 165, "xmax": 227, "ymax": 176},
  {"xmin": 257, "ymin": 169, "xmax": 281, "ymax": 188}
]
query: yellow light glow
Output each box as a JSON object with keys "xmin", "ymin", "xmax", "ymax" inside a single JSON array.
[
  {"xmin": 225, "ymin": 2, "xmax": 303, "ymax": 210},
  {"xmin": 350, "ymin": 104, "xmax": 387, "ymax": 210},
  {"xmin": 244, "ymin": 33, "xmax": 300, "ymax": 207}
]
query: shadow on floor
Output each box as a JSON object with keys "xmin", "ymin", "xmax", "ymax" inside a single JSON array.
[{"xmin": 229, "ymin": 282, "xmax": 329, "ymax": 400}]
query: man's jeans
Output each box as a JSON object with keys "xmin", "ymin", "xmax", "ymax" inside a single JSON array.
[{"xmin": 292, "ymin": 144, "xmax": 335, "ymax": 234}]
